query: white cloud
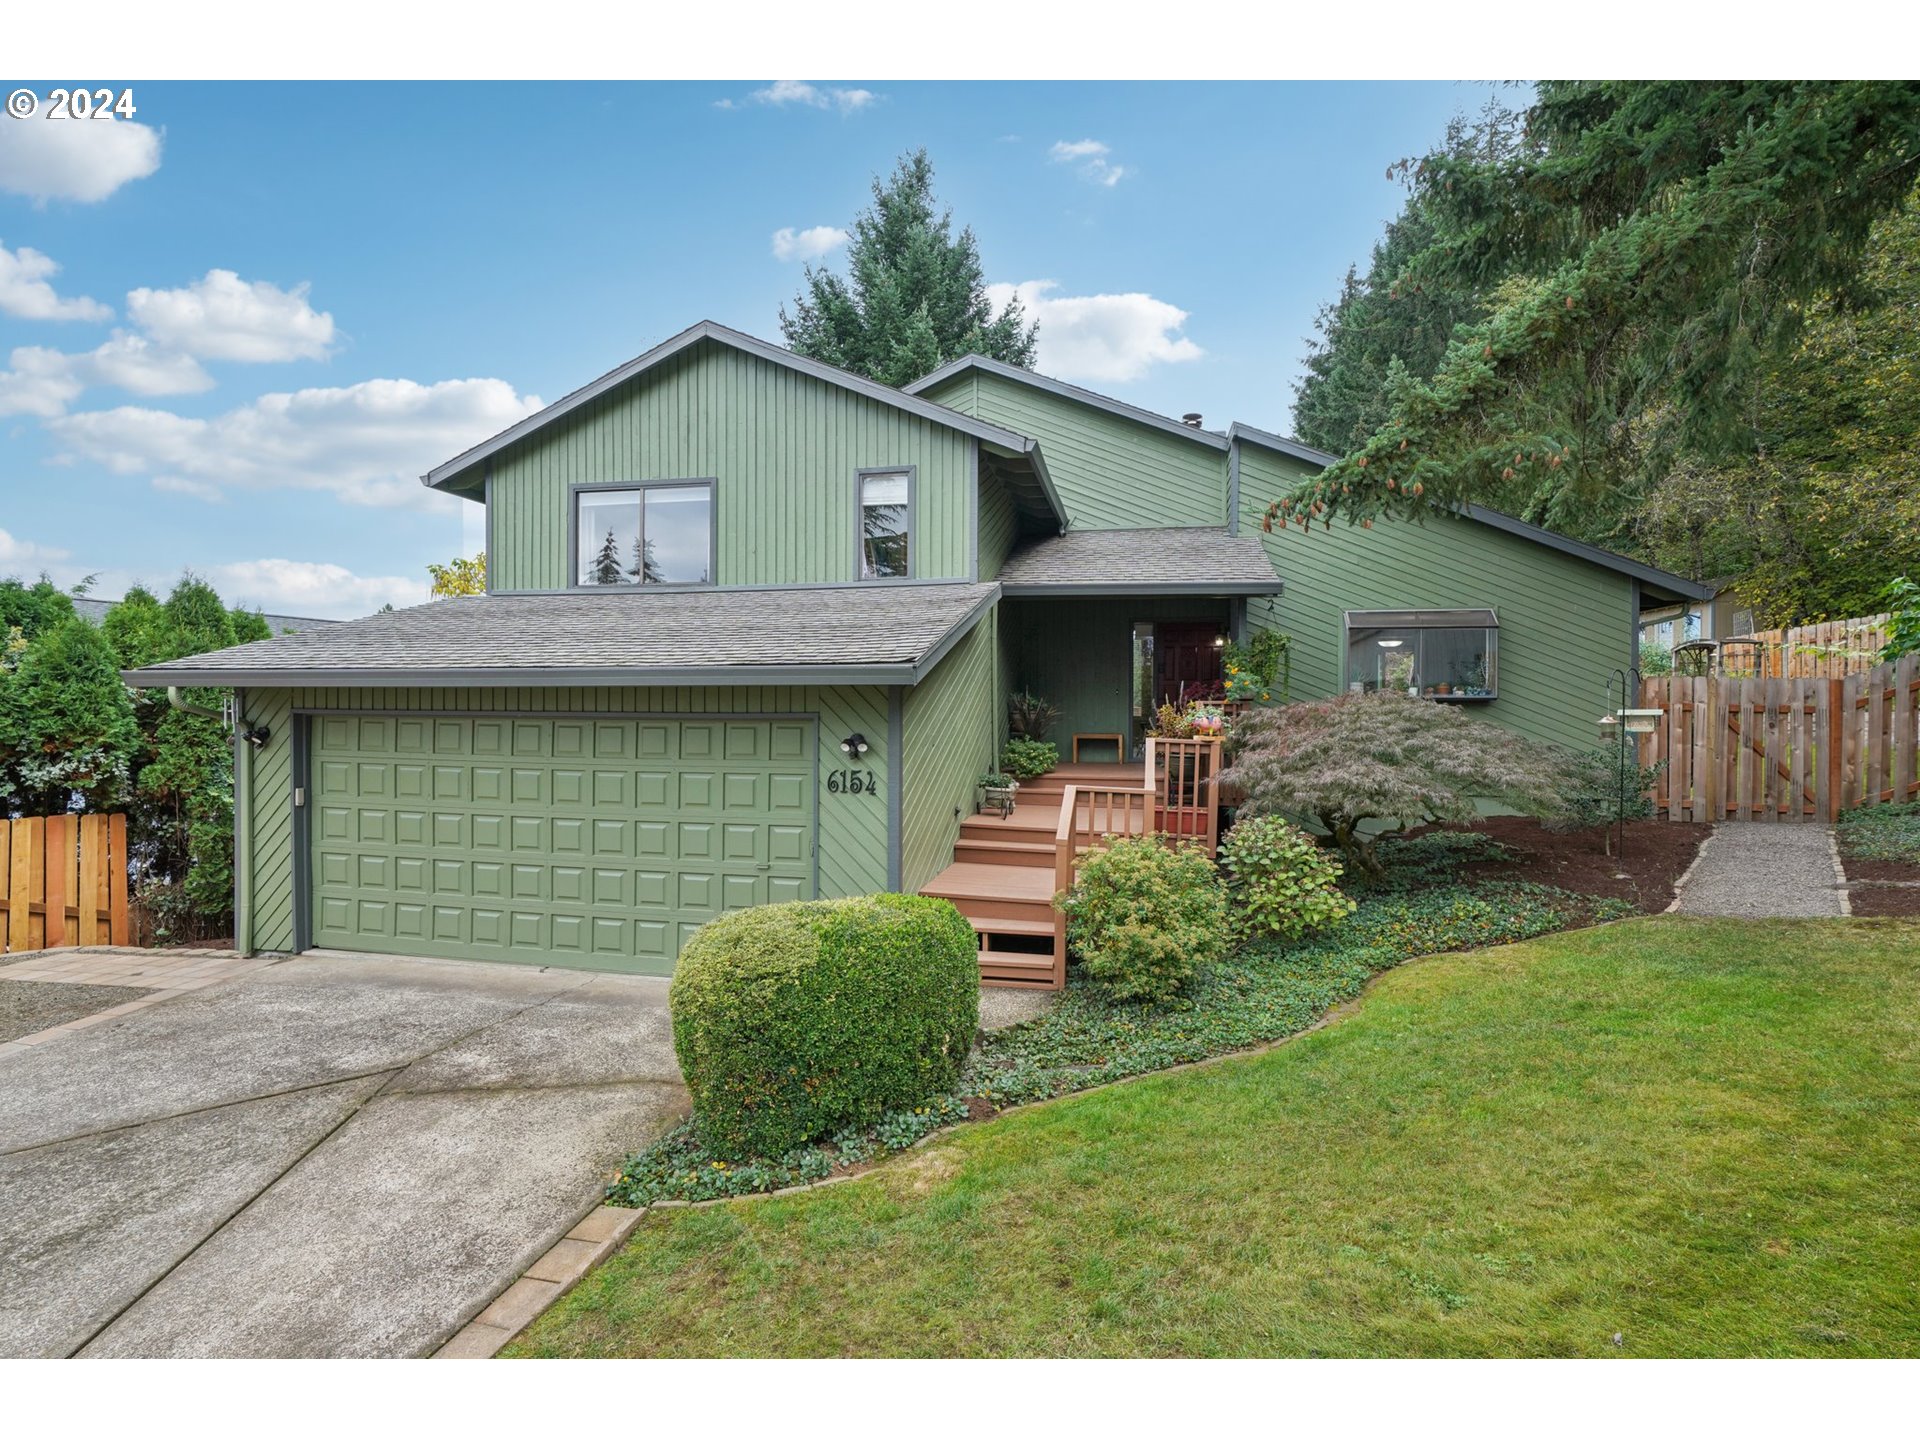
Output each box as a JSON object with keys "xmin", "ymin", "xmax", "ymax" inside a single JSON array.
[
  {"xmin": 771, "ymin": 225, "xmax": 850, "ymax": 262},
  {"xmin": 0, "ymin": 527, "xmax": 71, "ymax": 570},
  {"xmin": 731, "ymin": 81, "xmax": 878, "ymax": 115},
  {"xmin": 203, "ymin": 558, "xmax": 430, "ymax": 620},
  {"xmin": 79, "ymin": 331, "xmax": 215, "ymax": 396},
  {"xmin": 47, "ymin": 376, "xmax": 544, "ymax": 511},
  {"xmin": 0, "ymin": 346, "xmax": 87, "ymax": 418},
  {"xmin": 127, "ymin": 269, "xmax": 336, "ymax": 363},
  {"xmin": 0, "ymin": 333, "xmax": 212, "ymax": 418},
  {"xmin": 0, "ymin": 113, "xmax": 162, "ymax": 204},
  {"xmin": 0, "ymin": 241, "xmax": 111, "ymax": 321},
  {"xmin": 987, "ymin": 280, "xmax": 1204, "ymax": 385},
  {"xmin": 1049, "ymin": 138, "xmax": 1130, "ymax": 188},
  {"xmin": 151, "ymin": 474, "xmax": 224, "ymax": 502}
]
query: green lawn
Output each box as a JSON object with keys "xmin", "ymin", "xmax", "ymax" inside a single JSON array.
[{"xmin": 512, "ymin": 917, "xmax": 1920, "ymax": 1358}]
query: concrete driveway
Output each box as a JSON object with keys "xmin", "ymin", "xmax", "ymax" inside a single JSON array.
[{"xmin": 0, "ymin": 950, "xmax": 686, "ymax": 1358}]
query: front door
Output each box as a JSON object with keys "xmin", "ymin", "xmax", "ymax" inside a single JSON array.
[{"xmin": 1154, "ymin": 622, "xmax": 1223, "ymax": 707}]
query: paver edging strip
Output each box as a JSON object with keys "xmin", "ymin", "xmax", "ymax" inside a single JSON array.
[
  {"xmin": 1663, "ymin": 826, "xmax": 1719, "ymax": 914},
  {"xmin": 1826, "ymin": 828, "xmax": 1854, "ymax": 917}
]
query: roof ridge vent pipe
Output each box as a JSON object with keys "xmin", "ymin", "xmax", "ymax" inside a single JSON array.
[{"xmin": 1182, "ymin": 412, "xmax": 1203, "ymax": 428}]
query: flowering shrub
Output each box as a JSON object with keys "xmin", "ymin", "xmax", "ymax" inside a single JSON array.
[
  {"xmin": 1057, "ymin": 836, "xmax": 1228, "ymax": 1003},
  {"xmin": 1219, "ymin": 692, "xmax": 1569, "ymax": 880},
  {"xmin": 1219, "ymin": 814, "xmax": 1355, "ymax": 940}
]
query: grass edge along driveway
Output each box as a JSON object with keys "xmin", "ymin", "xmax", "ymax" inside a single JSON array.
[{"xmin": 512, "ymin": 917, "xmax": 1920, "ymax": 1358}]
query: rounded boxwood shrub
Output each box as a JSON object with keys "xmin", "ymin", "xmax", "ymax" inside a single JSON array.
[
  {"xmin": 1218, "ymin": 814, "xmax": 1356, "ymax": 941},
  {"xmin": 1056, "ymin": 837, "xmax": 1228, "ymax": 1004},
  {"xmin": 668, "ymin": 894, "xmax": 979, "ymax": 1158}
]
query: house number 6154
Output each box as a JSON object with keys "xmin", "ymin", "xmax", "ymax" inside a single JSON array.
[{"xmin": 827, "ymin": 769, "xmax": 878, "ymax": 797}]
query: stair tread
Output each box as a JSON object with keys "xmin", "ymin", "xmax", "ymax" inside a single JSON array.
[
  {"xmin": 920, "ymin": 862, "xmax": 1055, "ymax": 903},
  {"xmin": 965, "ymin": 914, "xmax": 1056, "ymax": 936}
]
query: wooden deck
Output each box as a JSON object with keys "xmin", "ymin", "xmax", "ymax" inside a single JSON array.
[{"xmin": 918, "ymin": 745, "xmax": 1221, "ymax": 990}]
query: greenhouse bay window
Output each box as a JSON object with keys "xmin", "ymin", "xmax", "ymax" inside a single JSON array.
[{"xmin": 1344, "ymin": 608, "xmax": 1498, "ymax": 700}]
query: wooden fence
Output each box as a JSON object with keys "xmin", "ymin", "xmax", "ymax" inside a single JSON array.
[
  {"xmin": 0, "ymin": 814, "xmax": 131, "ymax": 953},
  {"xmin": 1719, "ymin": 613, "xmax": 1890, "ymax": 679},
  {"xmin": 1640, "ymin": 655, "xmax": 1919, "ymax": 822}
]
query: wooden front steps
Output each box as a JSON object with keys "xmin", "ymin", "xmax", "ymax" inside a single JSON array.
[{"xmin": 919, "ymin": 745, "xmax": 1222, "ymax": 991}]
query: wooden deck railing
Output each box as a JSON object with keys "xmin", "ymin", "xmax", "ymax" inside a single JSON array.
[
  {"xmin": 1145, "ymin": 737, "xmax": 1223, "ymax": 852},
  {"xmin": 1, "ymin": 814, "xmax": 130, "ymax": 953}
]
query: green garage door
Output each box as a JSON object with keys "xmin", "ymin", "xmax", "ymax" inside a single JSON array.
[{"xmin": 310, "ymin": 714, "xmax": 814, "ymax": 974}]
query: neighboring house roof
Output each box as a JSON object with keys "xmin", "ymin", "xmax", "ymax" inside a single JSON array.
[
  {"xmin": 122, "ymin": 583, "xmax": 1000, "ymax": 689},
  {"xmin": 421, "ymin": 320, "xmax": 1068, "ymax": 530},
  {"xmin": 905, "ymin": 354, "xmax": 1232, "ymax": 452},
  {"xmin": 70, "ymin": 596, "xmax": 337, "ymax": 634},
  {"xmin": 996, "ymin": 527, "xmax": 1284, "ymax": 597}
]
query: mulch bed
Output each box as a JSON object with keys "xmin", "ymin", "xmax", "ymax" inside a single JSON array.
[
  {"xmin": 1402, "ymin": 816, "xmax": 1712, "ymax": 915},
  {"xmin": 1839, "ymin": 857, "xmax": 1920, "ymax": 918}
]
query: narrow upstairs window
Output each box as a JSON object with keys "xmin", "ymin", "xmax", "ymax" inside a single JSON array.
[{"xmin": 858, "ymin": 471, "xmax": 911, "ymax": 580}]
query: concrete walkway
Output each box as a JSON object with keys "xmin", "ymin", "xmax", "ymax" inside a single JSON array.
[
  {"xmin": 1669, "ymin": 825, "xmax": 1850, "ymax": 918},
  {"xmin": 0, "ymin": 950, "xmax": 686, "ymax": 1358}
]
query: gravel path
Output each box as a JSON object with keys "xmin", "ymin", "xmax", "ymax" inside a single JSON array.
[{"xmin": 1670, "ymin": 825, "xmax": 1849, "ymax": 918}]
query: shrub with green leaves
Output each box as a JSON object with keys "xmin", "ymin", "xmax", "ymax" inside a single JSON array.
[
  {"xmin": 1000, "ymin": 738, "xmax": 1058, "ymax": 779},
  {"xmin": 669, "ymin": 894, "xmax": 979, "ymax": 1158},
  {"xmin": 1057, "ymin": 837, "xmax": 1228, "ymax": 1004},
  {"xmin": 1545, "ymin": 746, "xmax": 1665, "ymax": 834},
  {"xmin": 1219, "ymin": 814, "xmax": 1355, "ymax": 941}
]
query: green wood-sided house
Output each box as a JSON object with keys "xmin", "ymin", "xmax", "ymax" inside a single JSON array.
[{"xmin": 126, "ymin": 321, "xmax": 1709, "ymax": 987}]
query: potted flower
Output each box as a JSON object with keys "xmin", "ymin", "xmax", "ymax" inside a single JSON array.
[{"xmin": 977, "ymin": 770, "xmax": 1019, "ymax": 819}]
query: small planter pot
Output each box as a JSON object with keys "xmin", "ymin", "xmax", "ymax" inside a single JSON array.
[{"xmin": 978, "ymin": 782, "xmax": 1019, "ymax": 819}]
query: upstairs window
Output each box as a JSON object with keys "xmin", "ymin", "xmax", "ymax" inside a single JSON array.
[
  {"xmin": 857, "ymin": 470, "xmax": 912, "ymax": 579},
  {"xmin": 576, "ymin": 482, "xmax": 713, "ymax": 587},
  {"xmin": 1345, "ymin": 608, "xmax": 1498, "ymax": 700}
]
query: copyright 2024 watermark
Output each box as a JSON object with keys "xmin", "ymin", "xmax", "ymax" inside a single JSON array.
[{"xmin": 6, "ymin": 87, "xmax": 139, "ymax": 121}]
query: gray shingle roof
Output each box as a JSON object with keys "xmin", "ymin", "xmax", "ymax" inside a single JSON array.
[
  {"xmin": 121, "ymin": 583, "xmax": 999, "ymax": 688},
  {"xmin": 997, "ymin": 527, "xmax": 1283, "ymax": 595}
]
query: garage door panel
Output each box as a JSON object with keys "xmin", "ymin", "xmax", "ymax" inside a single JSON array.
[{"xmin": 313, "ymin": 716, "xmax": 815, "ymax": 975}]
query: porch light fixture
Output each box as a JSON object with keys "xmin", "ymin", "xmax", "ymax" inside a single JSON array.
[
  {"xmin": 1376, "ymin": 638, "xmax": 1404, "ymax": 649},
  {"xmin": 839, "ymin": 733, "xmax": 870, "ymax": 757},
  {"xmin": 1213, "ymin": 635, "xmax": 1226, "ymax": 648}
]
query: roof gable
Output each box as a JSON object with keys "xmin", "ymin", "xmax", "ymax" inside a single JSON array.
[
  {"xmin": 908, "ymin": 354, "xmax": 1229, "ymax": 452},
  {"xmin": 423, "ymin": 321, "xmax": 1052, "ymax": 501}
]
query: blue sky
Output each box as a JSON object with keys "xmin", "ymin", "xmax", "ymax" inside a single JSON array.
[{"xmin": 0, "ymin": 79, "xmax": 1507, "ymax": 616}]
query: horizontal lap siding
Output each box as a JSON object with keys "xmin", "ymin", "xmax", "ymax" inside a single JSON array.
[
  {"xmin": 1237, "ymin": 445, "xmax": 1633, "ymax": 753},
  {"xmin": 489, "ymin": 342, "xmax": 974, "ymax": 590},
  {"xmin": 923, "ymin": 373, "xmax": 1225, "ymax": 530},
  {"xmin": 901, "ymin": 612, "xmax": 998, "ymax": 892},
  {"xmin": 242, "ymin": 684, "xmax": 891, "ymax": 954}
]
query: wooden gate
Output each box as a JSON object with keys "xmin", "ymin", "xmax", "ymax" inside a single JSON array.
[
  {"xmin": 1642, "ymin": 656, "xmax": 1919, "ymax": 822},
  {"xmin": 0, "ymin": 814, "xmax": 130, "ymax": 953}
]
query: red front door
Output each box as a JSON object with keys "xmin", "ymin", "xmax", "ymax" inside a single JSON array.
[{"xmin": 1154, "ymin": 622, "xmax": 1223, "ymax": 706}]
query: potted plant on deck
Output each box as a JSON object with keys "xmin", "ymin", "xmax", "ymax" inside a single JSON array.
[{"xmin": 977, "ymin": 770, "xmax": 1019, "ymax": 819}]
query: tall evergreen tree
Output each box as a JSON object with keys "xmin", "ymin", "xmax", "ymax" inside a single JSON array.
[
  {"xmin": 0, "ymin": 615, "xmax": 137, "ymax": 815},
  {"xmin": 1264, "ymin": 82, "xmax": 1920, "ymax": 537},
  {"xmin": 592, "ymin": 529, "xmax": 625, "ymax": 585},
  {"xmin": 781, "ymin": 149, "xmax": 1038, "ymax": 387}
]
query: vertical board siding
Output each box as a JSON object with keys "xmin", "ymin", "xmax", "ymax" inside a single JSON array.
[
  {"xmin": 489, "ymin": 340, "xmax": 975, "ymax": 590},
  {"xmin": 977, "ymin": 470, "xmax": 1017, "ymax": 580},
  {"xmin": 924, "ymin": 372, "xmax": 1226, "ymax": 529},
  {"xmin": 245, "ymin": 689, "xmax": 297, "ymax": 953},
  {"xmin": 1237, "ymin": 444, "xmax": 1635, "ymax": 754},
  {"xmin": 242, "ymin": 683, "xmax": 890, "ymax": 955},
  {"xmin": 900, "ymin": 612, "xmax": 998, "ymax": 892}
]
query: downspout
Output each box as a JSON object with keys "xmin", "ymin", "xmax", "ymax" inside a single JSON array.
[
  {"xmin": 167, "ymin": 686, "xmax": 224, "ymax": 721},
  {"xmin": 233, "ymin": 689, "xmax": 252, "ymax": 956}
]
